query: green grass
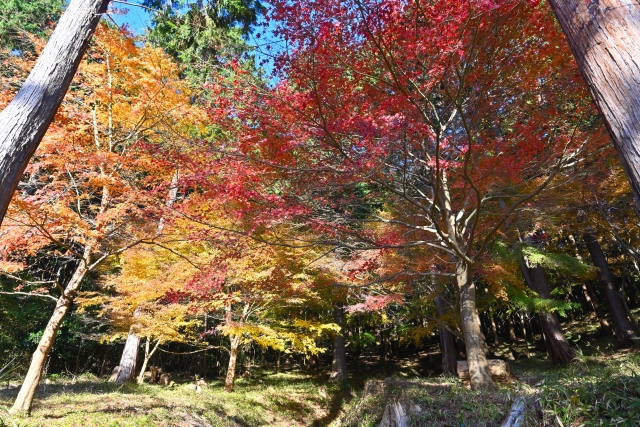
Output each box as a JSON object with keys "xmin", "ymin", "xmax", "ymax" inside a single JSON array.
[
  {"xmin": 0, "ymin": 370, "xmax": 345, "ymax": 427},
  {"xmin": 337, "ymin": 376, "xmax": 511, "ymax": 427},
  {"xmin": 514, "ymin": 350, "xmax": 640, "ymax": 427},
  {"xmin": 1, "ymin": 315, "xmax": 639, "ymax": 426}
]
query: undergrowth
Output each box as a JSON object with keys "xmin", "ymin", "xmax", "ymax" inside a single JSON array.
[{"xmin": 523, "ymin": 351, "xmax": 640, "ymax": 426}]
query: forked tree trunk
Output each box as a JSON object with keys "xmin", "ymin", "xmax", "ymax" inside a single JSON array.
[
  {"xmin": 546, "ymin": 0, "xmax": 640, "ymax": 206},
  {"xmin": 0, "ymin": 0, "xmax": 111, "ymax": 226},
  {"xmin": 137, "ymin": 339, "xmax": 161, "ymax": 384},
  {"xmin": 584, "ymin": 233, "xmax": 639, "ymax": 348},
  {"xmin": 113, "ymin": 331, "xmax": 140, "ymax": 383},
  {"xmin": 330, "ymin": 304, "xmax": 348, "ymax": 383},
  {"xmin": 519, "ymin": 260, "xmax": 574, "ymax": 365},
  {"xmin": 11, "ymin": 260, "xmax": 89, "ymax": 413},
  {"xmin": 224, "ymin": 335, "xmax": 241, "ymax": 392},
  {"xmin": 456, "ymin": 261, "xmax": 493, "ymax": 389},
  {"xmin": 435, "ymin": 295, "xmax": 457, "ymax": 375}
]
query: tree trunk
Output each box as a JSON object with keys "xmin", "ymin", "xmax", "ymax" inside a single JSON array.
[
  {"xmin": 489, "ymin": 308, "xmax": 500, "ymax": 346},
  {"xmin": 546, "ymin": 0, "xmax": 640, "ymax": 206},
  {"xmin": 114, "ymin": 171, "xmax": 179, "ymax": 383},
  {"xmin": 507, "ymin": 315, "xmax": 517, "ymax": 342},
  {"xmin": 224, "ymin": 335, "xmax": 241, "ymax": 392},
  {"xmin": 435, "ymin": 295, "xmax": 457, "ymax": 375},
  {"xmin": 584, "ymin": 233, "xmax": 639, "ymax": 348},
  {"xmin": 11, "ymin": 260, "xmax": 89, "ymax": 414},
  {"xmin": 0, "ymin": 0, "xmax": 111, "ymax": 226},
  {"xmin": 519, "ymin": 260, "xmax": 574, "ymax": 364},
  {"xmin": 113, "ymin": 330, "xmax": 140, "ymax": 383},
  {"xmin": 456, "ymin": 261, "xmax": 493, "ymax": 390},
  {"xmin": 329, "ymin": 304, "xmax": 348, "ymax": 383},
  {"xmin": 583, "ymin": 282, "xmax": 613, "ymax": 336},
  {"xmin": 520, "ymin": 313, "xmax": 530, "ymax": 358},
  {"xmin": 137, "ymin": 339, "xmax": 161, "ymax": 384}
]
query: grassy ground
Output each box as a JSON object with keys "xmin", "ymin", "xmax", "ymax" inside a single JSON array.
[
  {"xmin": 0, "ymin": 370, "xmax": 348, "ymax": 427},
  {"xmin": 1, "ymin": 318, "xmax": 639, "ymax": 426}
]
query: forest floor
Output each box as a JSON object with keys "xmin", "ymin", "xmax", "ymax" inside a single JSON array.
[{"xmin": 0, "ymin": 320, "xmax": 639, "ymax": 426}]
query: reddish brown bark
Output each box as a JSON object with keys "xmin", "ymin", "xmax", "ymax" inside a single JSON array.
[
  {"xmin": 584, "ymin": 233, "xmax": 639, "ymax": 348},
  {"xmin": 546, "ymin": 0, "xmax": 640, "ymax": 206},
  {"xmin": 519, "ymin": 260, "xmax": 575, "ymax": 364}
]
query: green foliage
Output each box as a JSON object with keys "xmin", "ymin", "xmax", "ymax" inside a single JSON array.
[
  {"xmin": 0, "ymin": 0, "xmax": 64, "ymax": 51},
  {"xmin": 520, "ymin": 245, "xmax": 596, "ymax": 280},
  {"xmin": 145, "ymin": 0, "xmax": 262, "ymax": 82},
  {"xmin": 349, "ymin": 332, "xmax": 376, "ymax": 349},
  {"xmin": 506, "ymin": 289, "xmax": 581, "ymax": 316},
  {"xmin": 522, "ymin": 352, "xmax": 640, "ymax": 426}
]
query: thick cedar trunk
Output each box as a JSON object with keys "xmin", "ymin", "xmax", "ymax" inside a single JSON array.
[
  {"xmin": 519, "ymin": 260, "xmax": 574, "ymax": 364},
  {"xmin": 11, "ymin": 261, "xmax": 88, "ymax": 413},
  {"xmin": 114, "ymin": 330, "xmax": 140, "ymax": 383},
  {"xmin": 546, "ymin": 0, "xmax": 640, "ymax": 206},
  {"xmin": 224, "ymin": 335, "xmax": 241, "ymax": 392},
  {"xmin": 584, "ymin": 233, "xmax": 639, "ymax": 348},
  {"xmin": 0, "ymin": 0, "xmax": 111, "ymax": 226},
  {"xmin": 330, "ymin": 304, "xmax": 347, "ymax": 383},
  {"xmin": 456, "ymin": 261, "xmax": 493, "ymax": 389},
  {"xmin": 435, "ymin": 295, "xmax": 457, "ymax": 375}
]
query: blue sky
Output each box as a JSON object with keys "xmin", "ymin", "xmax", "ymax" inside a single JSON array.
[
  {"xmin": 109, "ymin": 2, "xmax": 152, "ymax": 34},
  {"xmin": 105, "ymin": 1, "xmax": 280, "ymax": 77}
]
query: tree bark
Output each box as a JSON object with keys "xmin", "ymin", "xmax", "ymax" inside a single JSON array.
[
  {"xmin": 519, "ymin": 260, "xmax": 574, "ymax": 364},
  {"xmin": 113, "ymin": 170, "xmax": 180, "ymax": 383},
  {"xmin": 0, "ymin": 0, "xmax": 111, "ymax": 226},
  {"xmin": 113, "ymin": 329, "xmax": 140, "ymax": 383},
  {"xmin": 137, "ymin": 338, "xmax": 161, "ymax": 384},
  {"xmin": 546, "ymin": 0, "xmax": 640, "ymax": 206},
  {"xmin": 11, "ymin": 260, "xmax": 89, "ymax": 414},
  {"xmin": 435, "ymin": 295, "xmax": 457, "ymax": 375},
  {"xmin": 519, "ymin": 313, "xmax": 530, "ymax": 358},
  {"xmin": 584, "ymin": 233, "xmax": 639, "ymax": 348},
  {"xmin": 489, "ymin": 308, "xmax": 500, "ymax": 346},
  {"xmin": 507, "ymin": 315, "xmax": 517, "ymax": 342},
  {"xmin": 329, "ymin": 304, "xmax": 348, "ymax": 383},
  {"xmin": 224, "ymin": 334, "xmax": 241, "ymax": 392},
  {"xmin": 584, "ymin": 282, "xmax": 613, "ymax": 336},
  {"xmin": 456, "ymin": 261, "xmax": 493, "ymax": 390}
]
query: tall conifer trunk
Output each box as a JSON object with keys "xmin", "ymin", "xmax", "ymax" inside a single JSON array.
[
  {"xmin": 519, "ymin": 260, "xmax": 574, "ymax": 364},
  {"xmin": 0, "ymin": 0, "xmax": 111, "ymax": 226},
  {"xmin": 435, "ymin": 295, "xmax": 457, "ymax": 375},
  {"xmin": 583, "ymin": 233, "xmax": 639, "ymax": 348},
  {"xmin": 546, "ymin": 0, "xmax": 640, "ymax": 206},
  {"xmin": 330, "ymin": 304, "xmax": 348, "ymax": 383}
]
